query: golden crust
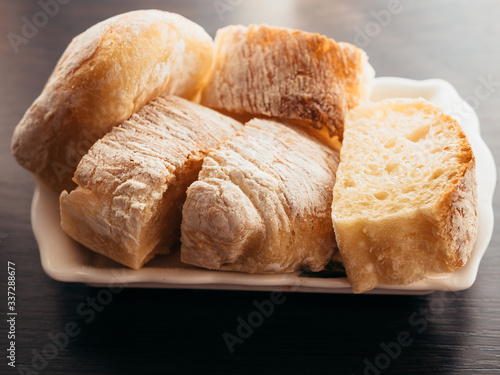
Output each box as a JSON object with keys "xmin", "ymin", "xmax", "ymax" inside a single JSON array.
[
  {"xmin": 180, "ymin": 119, "xmax": 340, "ymax": 273},
  {"xmin": 12, "ymin": 10, "xmax": 214, "ymax": 192},
  {"xmin": 437, "ymin": 147, "xmax": 477, "ymax": 270},
  {"xmin": 200, "ymin": 24, "xmax": 374, "ymax": 146},
  {"xmin": 59, "ymin": 96, "xmax": 243, "ymax": 269}
]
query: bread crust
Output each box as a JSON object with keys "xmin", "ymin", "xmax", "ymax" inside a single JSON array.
[
  {"xmin": 59, "ymin": 95, "xmax": 243, "ymax": 269},
  {"xmin": 438, "ymin": 153, "xmax": 478, "ymax": 269},
  {"xmin": 181, "ymin": 119, "xmax": 340, "ymax": 273},
  {"xmin": 200, "ymin": 25, "xmax": 374, "ymax": 146},
  {"xmin": 331, "ymin": 99, "xmax": 478, "ymax": 293},
  {"xmin": 12, "ymin": 10, "xmax": 214, "ymax": 192}
]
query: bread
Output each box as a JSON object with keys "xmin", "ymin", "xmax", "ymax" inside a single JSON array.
[
  {"xmin": 59, "ymin": 95, "xmax": 243, "ymax": 269},
  {"xmin": 180, "ymin": 118, "xmax": 340, "ymax": 273},
  {"xmin": 331, "ymin": 98, "xmax": 478, "ymax": 293},
  {"xmin": 200, "ymin": 24, "xmax": 374, "ymax": 146},
  {"xmin": 11, "ymin": 10, "xmax": 214, "ymax": 192}
]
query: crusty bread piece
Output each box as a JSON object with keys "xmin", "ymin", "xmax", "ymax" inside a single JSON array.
[
  {"xmin": 331, "ymin": 98, "xmax": 478, "ymax": 293},
  {"xmin": 200, "ymin": 24, "xmax": 374, "ymax": 146},
  {"xmin": 181, "ymin": 118, "xmax": 340, "ymax": 273},
  {"xmin": 12, "ymin": 10, "xmax": 214, "ymax": 192},
  {"xmin": 59, "ymin": 95, "xmax": 243, "ymax": 269}
]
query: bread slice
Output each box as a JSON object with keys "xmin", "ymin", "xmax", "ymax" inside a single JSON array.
[
  {"xmin": 331, "ymin": 98, "xmax": 478, "ymax": 293},
  {"xmin": 200, "ymin": 24, "xmax": 374, "ymax": 147},
  {"xmin": 181, "ymin": 118, "xmax": 340, "ymax": 273},
  {"xmin": 59, "ymin": 95, "xmax": 243, "ymax": 269},
  {"xmin": 12, "ymin": 10, "xmax": 214, "ymax": 192}
]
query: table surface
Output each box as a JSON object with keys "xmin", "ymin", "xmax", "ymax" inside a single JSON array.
[{"xmin": 1, "ymin": 1, "xmax": 499, "ymax": 374}]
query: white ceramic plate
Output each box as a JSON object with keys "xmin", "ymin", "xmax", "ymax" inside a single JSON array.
[{"xmin": 32, "ymin": 77, "xmax": 496, "ymax": 295}]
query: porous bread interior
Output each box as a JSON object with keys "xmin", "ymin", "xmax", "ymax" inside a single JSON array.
[
  {"xmin": 331, "ymin": 98, "xmax": 477, "ymax": 293},
  {"xmin": 334, "ymin": 99, "xmax": 473, "ymax": 220}
]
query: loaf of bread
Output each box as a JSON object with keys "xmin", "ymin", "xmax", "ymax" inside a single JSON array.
[
  {"xmin": 181, "ymin": 118, "xmax": 340, "ymax": 273},
  {"xmin": 200, "ymin": 24, "xmax": 374, "ymax": 146},
  {"xmin": 331, "ymin": 98, "xmax": 478, "ymax": 293},
  {"xmin": 12, "ymin": 10, "xmax": 214, "ymax": 192},
  {"xmin": 60, "ymin": 95, "xmax": 243, "ymax": 269}
]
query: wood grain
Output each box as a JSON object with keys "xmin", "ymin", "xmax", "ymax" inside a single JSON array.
[{"xmin": 1, "ymin": 1, "xmax": 499, "ymax": 374}]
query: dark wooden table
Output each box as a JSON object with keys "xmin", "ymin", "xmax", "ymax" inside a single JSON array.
[{"xmin": 1, "ymin": 1, "xmax": 499, "ymax": 374}]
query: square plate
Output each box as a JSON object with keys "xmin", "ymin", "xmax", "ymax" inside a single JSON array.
[{"xmin": 32, "ymin": 77, "xmax": 496, "ymax": 294}]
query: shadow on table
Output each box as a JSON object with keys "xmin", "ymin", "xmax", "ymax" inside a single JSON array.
[{"xmin": 42, "ymin": 284, "xmax": 481, "ymax": 375}]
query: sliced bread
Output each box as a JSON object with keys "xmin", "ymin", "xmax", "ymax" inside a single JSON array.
[{"xmin": 331, "ymin": 98, "xmax": 478, "ymax": 293}]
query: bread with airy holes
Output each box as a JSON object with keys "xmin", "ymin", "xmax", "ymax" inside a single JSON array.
[{"xmin": 331, "ymin": 98, "xmax": 478, "ymax": 293}]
